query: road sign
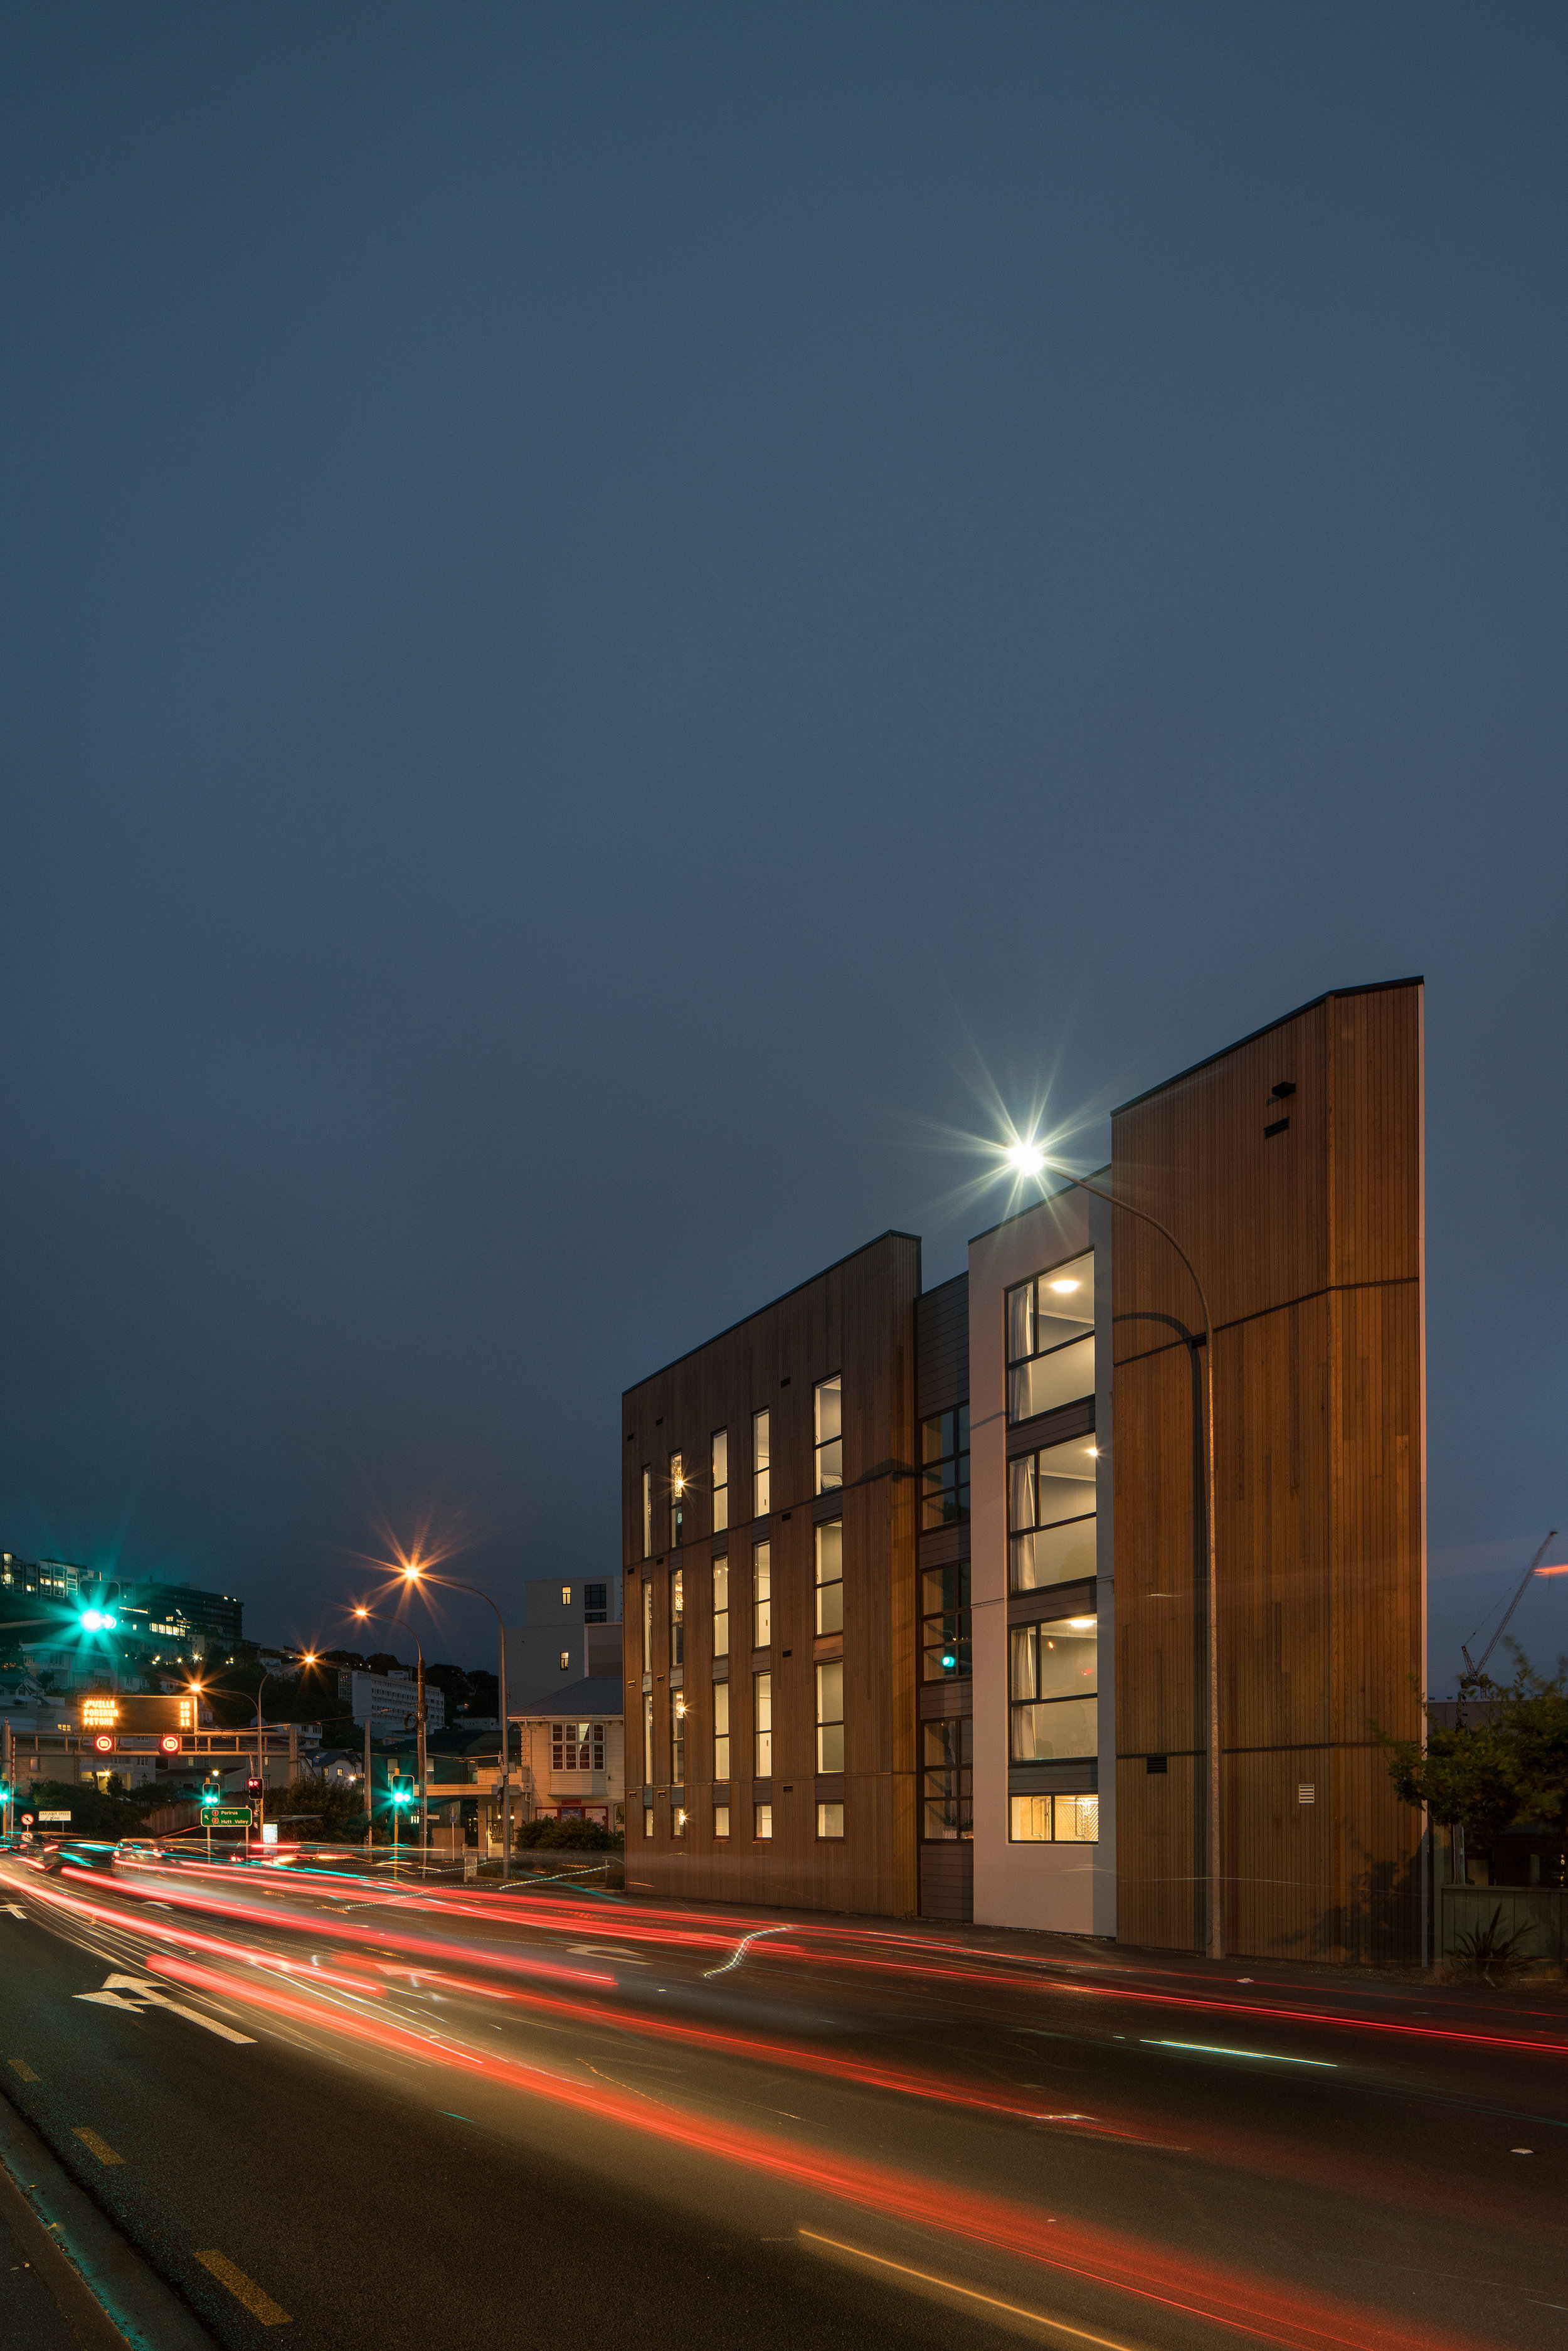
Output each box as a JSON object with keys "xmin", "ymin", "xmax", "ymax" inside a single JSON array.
[
  {"xmin": 20, "ymin": 1812, "xmax": 34, "ymax": 1825},
  {"xmin": 37, "ymin": 1810, "xmax": 71, "ymax": 1822},
  {"xmin": 92, "ymin": 1733, "xmax": 115, "ymax": 1754},
  {"xmin": 208, "ymin": 1807, "xmax": 253, "ymax": 1827},
  {"xmin": 159, "ymin": 1734, "xmax": 181, "ymax": 1754},
  {"xmin": 77, "ymin": 1694, "xmax": 198, "ymax": 1736}
]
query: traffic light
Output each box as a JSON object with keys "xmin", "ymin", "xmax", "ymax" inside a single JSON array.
[
  {"xmin": 389, "ymin": 1785, "xmax": 412, "ymax": 1808},
  {"xmin": 78, "ymin": 1608, "xmax": 118, "ymax": 1632},
  {"xmin": 200, "ymin": 1785, "xmax": 220, "ymax": 1811},
  {"xmin": 245, "ymin": 1778, "xmax": 262, "ymax": 1799}
]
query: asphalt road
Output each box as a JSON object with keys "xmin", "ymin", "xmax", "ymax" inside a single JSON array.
[{"xmin": 1, "ymin": 1850, "xmax": 1565, "ymax": 2351}]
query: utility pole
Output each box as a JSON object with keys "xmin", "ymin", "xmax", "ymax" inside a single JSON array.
[
  {"xmin": 416, "ymin": 1657, "xmax": 428, "ymax": 1877},
  {"xmin": 363, "ymin": 1713, "xmax": 373, "ymax": 1864}
]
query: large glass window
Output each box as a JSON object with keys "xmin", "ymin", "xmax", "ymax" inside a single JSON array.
[
  {"xmin": 753, "ymin": 1410, "xmax": 771, "ymax": 1517},
  {"xmin": 712, "ymin": 1555, "xmax": 729, "ymax": 1657},
  {"xmin": 642, "ymin": 1690, "xmax": 654, "ymax": 1785},
  {"xmin": 669, "ymin": 1566, "xmax": 684, "ymax": 1669},
  {"xmin": 817, "ymin": 1802, "xmax": 844, "ymax": 1839},
  {"xmin": 1009, "ymin": 1435, "xmax": 1098, "ymax": 1591},
  {"xmin": 752, "ymin": 1541, "xmax": 771, "ymax": 1648},
  {"xmin": 815, "ymin": 1660, "xmax": 844, "ymax": 1771},
  {"xmin": 754, "ymin": 1671, "xmax": 772, "ymax": 1776},
  {"xmin": 642, "ymin": 1467, "xmax": 652, "ymax": 1560},
  {"xmin": 1009, "ymin": 1616, "xmax": 1098, "ymax": 1760},
  {"xmin": 669, "ymin": 1451, "xmax": 686, "ymax": 1549},
  {"xmin": 815, "ymin": 1519, "xmax": 843, "ymax": 1635},
  {"xmin": 641, "ymin": 1578, "xmax": 653, "ymax": 1673},
  {"xmin": 1010, "ymin": 1792, "xmax": 1099, "ymax": 1844},
  {"xmin": 671, "ymin": 1688, "xmax": 686, "ymax": 1786},
  {"xmin": 714, "ymin": 1803, "xmax": 731, "ymax": 1838},
  {"xmin": 711, "ymin": 1429, "xmax": 729, "ymax": 1534},
  {"xmin": 583, "ymin": 1583, "xmax": 608, "ymax": 1623},
  {"xmin": 713, "ymin": 1680, "xmax": 730, "ymax": 1780},
  {"xmin": 923, "ymin": 1718, "xmax": 973, "ymax": 1839},
  {"xmin": 920, "ymin": 1406, "xmax": 970, "ymax": 1528},
  {"xmin": 813, "ymin": 1375, "xmax": 842, "ymax": 1494},
  {"xmin": 755, "ymin": 1802, "xmax": 773, "ymax": 1839},
  {"xmin": 1005, "ymin": 1253, "xmax": 1094, "ymax": 1423},
  {"xmin": 921, "ymin": 1562, "xmax": 971, "ymax": 1680}
]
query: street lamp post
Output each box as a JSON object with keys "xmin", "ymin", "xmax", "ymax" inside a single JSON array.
[
  {"xmin": 397, "ymin": 1567, "xmax": 512, "ymax": 1884},
  {"xmin": 351, "ymin": 1608, "xmax": 426, "ymax": 1875},
  {"xmin": 1019, "ymin": 1151, "xmax": 1224, "ymax": 1963}
]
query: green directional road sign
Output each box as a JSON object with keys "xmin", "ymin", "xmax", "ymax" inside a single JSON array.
[{"xmin": 208, "ymin": 1808, "xmax": 253, "ymax": 1827}]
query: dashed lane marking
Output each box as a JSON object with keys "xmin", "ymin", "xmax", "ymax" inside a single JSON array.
[
  {"xmin": 194, "ymin": 2250, "xmax": 291, "ymax": 2325},
  {"xmin": 72, "ymin": 2128, "xmax": 124, "ymax": 2167},
  {"xmin": 7, "ymin": 2059, "xmax": 39, "ymax": 2081}
]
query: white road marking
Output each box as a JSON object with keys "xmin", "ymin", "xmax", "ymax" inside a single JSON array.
[
  {"xmin": 73, "ymin": 1974, "xmax": 256, "ymax": 2044},
  {"xmin": 4, "ymin": 1904, "xmax": 28, "ymax": 1918}
]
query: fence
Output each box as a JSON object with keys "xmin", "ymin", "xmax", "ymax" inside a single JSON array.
[{"xmin": 1439, "ymin": 1885, "xmax": 1566, "ymax": 1963}]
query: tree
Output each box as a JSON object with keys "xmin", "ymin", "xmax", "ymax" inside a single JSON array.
[
  {"xmin": 269, "ymin": 1775, "xmax": 367, "ymax": 1843},
  {"xmin": 1381, "ymin": 1648, "xmax": 1568, "ymax": 1847}
]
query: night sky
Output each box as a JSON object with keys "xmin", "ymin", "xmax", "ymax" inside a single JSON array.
[{"xmin": 3, "ymin": 6, "xmax": 1564, "ymax": 1685}]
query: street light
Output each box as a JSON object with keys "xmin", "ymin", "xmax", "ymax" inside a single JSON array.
[
  {"xmin": 352, "ymin": 1606, "xmax": 428, "ymax": 1877},
  {"xmin": 1005, "ymin": 1137, "xmax": 1224, "ymax": 1963},
  {"xmin": 395, "ymin": 1562, "xmax": 514, "ymax": 1883}
]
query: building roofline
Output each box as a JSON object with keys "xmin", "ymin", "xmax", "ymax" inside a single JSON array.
[
  {"xmin": 625, "ymin": 1229, "xmax": 922, "ymax": 1397},
  {"xmin": 1111, "ymin": 977, "xmax": 1424, "ymax": 1117},
  {"xmin": 968, "ymin": 1165, "xmax": 1111, "ymax": 1251}
]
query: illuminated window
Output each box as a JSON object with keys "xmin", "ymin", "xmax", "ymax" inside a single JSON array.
[
  {"xmin": 559, "ymin": 1649, "xmax": 571, "ymax": 1673},
  {"xmin": 641, "ymin": 1579, "xmax": 653, "ymax": 1674},
  {"xmin": 552, "ymin": 1721, "xmax": 605, "ymax": 1772},
  {"xmin": 642, "ymin": 1467, "xmax": 652, "ymax": 1561},
  {"xmin": 671, "ymin": 1688, "xmax": 686, "ymax": 1786},
  {"xmin": 815, "ymin": 1660, "xmax": 843, "ymax": 1772},
  {"xmin": 754, "ymin": 1802, "xmax": 773, "ymax": 1840},
  {"xmin": 670, "ymin": 1566, "xmax": 684, "ymax": 1669},
  {"xmin": 813, "ymin": 1375, "xmax": 842, "ymax": 1494},
  {"xmin": 643, "ymin": 1803, "xmax": 654, "ymax": 1838},
  {"xmin": 561, "ymin": 1584, "xmax": 573, "ymax": 1607},
  {"xmin": 711, "ymin": 1430, "xmax": 728, "ymax": 1535},
  {"xmin": 669, "ymin": 1451, "xmax": 685, "ymax": 1549},
  {"xmin": 754, "ymin": 1670, "xmax": 772, "ymax": 1777},
  {"xmin": 817, "ymin": 1802, "xmax": 844, "ymax": 1839},
  {"xmin": 712, "ymin": 1554, "xmax": 729, "ymax": 1658},
  {"xmin": 672, "ymin": 1802, "xmax": 687, "ymax": 1838},
  {"xmin": 752, "ymin": 1542, "xmax": 771, "ymax": 1648},
  {"xmin": 714, "ymin": 1803, "xmax": 731, "ymax": 1839},
  {"xmin": 1005, "ymin": 1253, "xmax": 1094, "ymax": 1424},
  {"xmin": 713, "ymin": 1679, "xmax": 730, "ymax": 1780},
  {"xmin": 1010, "ymin": 1618, "xmax": 1098, "ymax": 1761},
  {"xmin": 752, "ymin": 1410, "xmax": 770, "ymax": 1518},
  {"xmin": 920, "ymin": 1406, "xmax": 970, "ymax": 1528},
  {"xmin": 642, "ymin": 1691, "xmax": 654, "ymax": 1786},
  {"xmin": 921, "ymin": 1561, "xmax": 970, "ymax": 1680},
  {"xmin": 1009, "ymin": 1436, "xmax": 1098, "ymax": 1591},
  {"xmin": 922, "ymin": 1718, "xmax": 972, "ymax": 1839},
  {"xmin": 814, "ymin": 1519, "xmax": 843, "ymax": 1635},
  {"xmin": 1009, "ymin": 1792, "xmax": 1099, "ymax": 1844}
]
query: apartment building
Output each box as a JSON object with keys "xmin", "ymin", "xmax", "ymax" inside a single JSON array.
[{"xmin": 622, "ymin": 978, "xmax": 1428, "ymax": 1965}]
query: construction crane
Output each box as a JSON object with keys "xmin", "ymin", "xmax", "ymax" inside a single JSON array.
[{"xmin": 1457, "ymin": 1528, "xmax": 1560, "ymax": 1692}]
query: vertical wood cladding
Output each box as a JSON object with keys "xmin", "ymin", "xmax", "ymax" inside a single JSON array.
[
  {"xmin": 622, "ymin": 1230, "xmax": 920, "ymax": 1916},
  {"xmin": 915, "ymin": 1274, "xmax": 970, "ymax": 1421},
  {"xmin": 1112, "ymin": 980, "xmax": 1425, "ymax": 1965}
]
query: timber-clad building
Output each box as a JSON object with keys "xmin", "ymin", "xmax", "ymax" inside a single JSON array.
[{"xmin": 621, "ymin": 977, "xmax": 1427, "ymax": 1965}]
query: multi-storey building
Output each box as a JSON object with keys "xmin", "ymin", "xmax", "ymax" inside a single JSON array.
[
  {"xmin": 622, "ymin": 977, "xmax": 1428, "ymax": 1966},
  {"xmin": 504, "ymin": 1577, "xmax": 623, "ymax": 1712}
]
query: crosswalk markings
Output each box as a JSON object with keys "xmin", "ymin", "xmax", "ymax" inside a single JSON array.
[
  {"xmin": 7, "ymin": 2058, "xmax": 40, "ymax": 2081},
  {"xmin": 72, "ymin": 2126, "xmax": 124, "ymax": 2166},
  {"xmin": 194, "ymin": 2249, "xmax": 291, "ymax": 2325}
]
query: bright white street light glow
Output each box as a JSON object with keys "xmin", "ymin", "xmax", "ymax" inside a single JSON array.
[{"xmin": 1005, "ymin": 1140, "xmax": 1046, "ymax": 1176}]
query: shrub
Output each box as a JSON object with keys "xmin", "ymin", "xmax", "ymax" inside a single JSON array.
[{"xmin": 516, "ymin": 1816, "xmax": 618, "ymax": 1852}]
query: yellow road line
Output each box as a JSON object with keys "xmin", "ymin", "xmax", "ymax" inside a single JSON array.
[
  {"xmin": 798, "ymin": 2229, "xmax": 1137, "ymax": 2351},
  {"xmin": 72, "ymin": 2127, "xmax": 124, "ymax": 2167},
  {"xmin": 8, "ymin": 2059, "xmax": 40, "ymax": 2081},
  {"xmin": 194, "ymin": 2249, "xmax": 292, "ymax": 2325}
]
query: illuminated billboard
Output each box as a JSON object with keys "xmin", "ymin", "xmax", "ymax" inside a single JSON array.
[{"xmin": 76, "ymin": 1694, "xmax": 197, "ymax": 1735}]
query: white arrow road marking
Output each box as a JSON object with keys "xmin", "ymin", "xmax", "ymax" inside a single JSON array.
[
  {"xmin": 73, "ymin": 1975, "xmax": 255, "ymax": 2044},
  {"xmin": 4, "ymin": 1905, "xmax": 28, "ymax": 1918}
]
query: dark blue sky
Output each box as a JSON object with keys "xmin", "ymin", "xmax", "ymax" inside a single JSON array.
[{"xmin": 2, "ymin": 5, "xmax": 1564, "ymax": 1683}]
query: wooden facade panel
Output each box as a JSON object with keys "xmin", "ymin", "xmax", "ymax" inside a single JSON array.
[
  {"xmin": 622, "ymin": 1231, "xmax": 920, "ymax": 1916},
  {"xmin": 916, "ymin": 1273, "xmax": 970, "ymax": 1420},
  {"xmin": 1112, "ymin": 982, "xmax": 1424, "ymax": 1964},
  {"xmin": 1115, "ymin": 1753, "xmax": 1204, "ymax": 1953}
]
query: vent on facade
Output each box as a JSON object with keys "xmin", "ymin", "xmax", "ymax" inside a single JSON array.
[
  {"xmin": 780, "ymin": 1376, "xmax": 790, "ymax": 1387},
  {"xmin": 1299, "ymin": 1783, "xmax": 1316, "ymax": 1805},
  {"xmin": 1146, "ymin": 1754, "xmax": 1167, "ymax": 1775},
  {"xmin": 1264, "ymin": 1117, "xmax": 1290, "ymax": 1138},
  {"xmin": 1271, "ymin": 1080, "xmax": 1296, "ymax": 1099}
]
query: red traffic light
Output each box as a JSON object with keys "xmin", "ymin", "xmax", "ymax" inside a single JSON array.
[{"xmin": 245, "ymin": 1778, "xmax": 262, "ymax": 1795}]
